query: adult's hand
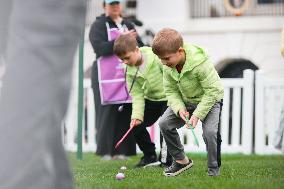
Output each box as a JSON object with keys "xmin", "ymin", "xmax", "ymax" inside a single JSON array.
[{"xmin": 122, "ymin": 29, "xmax": 137, "ymax": 38}]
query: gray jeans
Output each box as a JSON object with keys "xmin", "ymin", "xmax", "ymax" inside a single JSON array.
[{"xmin": 159, "ymin": 101, "xmax": 222, "ymax": 175}]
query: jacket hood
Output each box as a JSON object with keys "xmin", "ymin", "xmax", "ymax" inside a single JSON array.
[
  {"xmin": 126, "ymin": 47, "xmax": 160, "ymax": 77},
  {"xmin": 95, "ymin": 14, "xmax": 110, "ymax": 23},
  {"xmin": 183, "ymin": 43, "xmax": 208, "ymax": 72}
]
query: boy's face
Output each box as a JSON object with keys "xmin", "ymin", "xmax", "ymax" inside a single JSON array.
[
  {"xmin": 157, "ymin": 48, "xmax": 185, "ymax": 68},
  {"xmin": 118, "ymin": 47, "xmax": 140, "ymax": 66}
]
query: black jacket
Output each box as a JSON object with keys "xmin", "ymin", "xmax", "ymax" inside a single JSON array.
[{"xmin": 89, "ymin": 14, "xmax": 144, "ymax": 59}]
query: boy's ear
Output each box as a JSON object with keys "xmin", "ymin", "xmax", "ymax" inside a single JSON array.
[
  {"xmin": 178, "ymin": 47, "xmax": 185, "ymax": 55},
  {"xmin": 178, "ymin": 47, "xmax": 184, "ymax": 53},
  {"xmin": 135, "ymin": 46, "xmax": 139, "ymax": 52}
]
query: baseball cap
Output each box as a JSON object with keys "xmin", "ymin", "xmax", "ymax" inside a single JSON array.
[{"xmin": 105, "ymin": 0, "xmax": 123, "ymax": 4}]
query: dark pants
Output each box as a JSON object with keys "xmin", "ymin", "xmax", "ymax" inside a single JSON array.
[
  {"xmin": 92, "ymin": 62, "xmax": 136, "ymax": 156},
  {"xmin": 133, "ymin": 99, "xmax": 172, "ymax": 164}
]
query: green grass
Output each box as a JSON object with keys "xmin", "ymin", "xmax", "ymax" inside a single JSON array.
[{"xmin": 69, "ymin": 153, "xmax": 284, "ymax": 189}]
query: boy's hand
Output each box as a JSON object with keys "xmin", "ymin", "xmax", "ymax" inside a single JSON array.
[
  {"xmin": 186, "ymin": 115, "xmax": 199, "ymax": 129},
  {"xmin": 179, "ymin": 108, "xmax": 190, "ymax": 122},
  {"xmin": 130, "ymin": 119, "xmax": 141, "ymax": 128}
]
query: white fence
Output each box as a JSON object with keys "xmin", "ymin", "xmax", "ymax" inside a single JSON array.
[
  {"xmin": 63, "ymin": 70, "xmax": 284, "ymax": 154},
  {"xmin": 63, "ymin": 79, "xmax": 96, "ymax": 152},
  {"xmin": 255, "ymin": 71, "xmax": 284, "ymax": 154},
  {"xmin": 167, "ymin": 70, "xmax": 253, "ymax": 154}
]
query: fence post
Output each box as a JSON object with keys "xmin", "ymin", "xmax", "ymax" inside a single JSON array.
[
  {"xmin": 254, "ymin": 70, "xmax": 265, "ymax": 154},
  {"xmin": 242, "ymin": 69, "xmax": 254, "ymax": 154},
  {"xmin": 85, "ymin": 79, "xmax": 96, "ymax": 151},
  {"xmin": 77, "ymin": 37, "xmax": 84, "ymax": 159},
  {"xmin": 221, "ymin": 88, "xmax": 230, "ymax": 146}
]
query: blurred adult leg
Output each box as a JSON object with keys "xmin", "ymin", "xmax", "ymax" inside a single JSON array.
[
  {"xmin": 91, "ymin": 63, "xmax": 118, "ymax": 157},
  {"xmin": 114, "ymin": 103, "xmax": 136, "ymax": 156},
  {"xmin": 91, "ymin": 63, "xmax": 136, "ymax": 157},
  {"xmin": 0, "ymin": 0, "xmax": 12, "ymax": 57},
  {"xmin": 0, "ymin": 0, "xmax": 86, "ymax": 188}
]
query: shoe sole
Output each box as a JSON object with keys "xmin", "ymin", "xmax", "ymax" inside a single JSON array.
[
  {"xmin": 163, "ymin": 161, "xmax": 194, "ymax": 177},
  {"xmin": 143, "ymin": 161, "xmax": 161, "ymax": 168}
]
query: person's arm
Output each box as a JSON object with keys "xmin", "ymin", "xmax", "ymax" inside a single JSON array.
[
  {"xmin": 135, "ymin": 33, "xmax": 144, "ymax": 47},
  {"xmin": 126, "ymin": 70, "xmax": 145, "ymax": 122},
  {"xmin": 163, "ymin": 68, "xmax": 185, "ymax": 116},
  {"xmin": 89, "ymin": 20, "xmax": 115, "ymax": 57},
  {"xmin": 192, "ymin": 60, "xmax": 224, "ymax": 121}
]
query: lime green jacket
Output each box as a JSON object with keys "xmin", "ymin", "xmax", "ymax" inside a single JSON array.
[
  {"xmin": 163, "ymin": 43, "xmax": 224, "ymax": 121},
  {"xmin": 126, "ymin": 47, "xmax": 167, "ymax": 121}
]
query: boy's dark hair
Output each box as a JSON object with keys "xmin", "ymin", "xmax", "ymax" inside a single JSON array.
[
  {"xmin": 113, "ymin": 34, "xmax": 137, "ymax": 57},
  {"xmin": 152, "ymin": 28, "xmax": 183, "ymax": 56}
]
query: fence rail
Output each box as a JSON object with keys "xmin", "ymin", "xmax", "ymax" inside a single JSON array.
[{"xmin": 63, "ymin": 69, "xmax": 284, "ymax": 154}]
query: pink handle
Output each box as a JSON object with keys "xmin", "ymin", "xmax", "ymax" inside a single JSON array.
[{"xmin": 115, "ymin": 126, "xmax": 134, "ymax": 149}]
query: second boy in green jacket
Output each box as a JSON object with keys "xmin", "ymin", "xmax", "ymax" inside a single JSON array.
[
  {"xmin": 113, "ymin": 33, "xmax": 172, "ymax": 167},
  {"xmin": 152, "ymin": 28, "xmax": 224, "ymax": 177}
]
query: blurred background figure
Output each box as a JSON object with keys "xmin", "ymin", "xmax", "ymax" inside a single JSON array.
[
  {"xmin": 0, "ymin": 0, "xmax": 86, "ymax": 188},
  {"xmin": 89, "ymin": 0, "xmax": 144, "ymax": 160}
]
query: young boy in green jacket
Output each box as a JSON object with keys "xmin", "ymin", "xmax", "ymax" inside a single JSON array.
[
  {"xmin": 152, "ymin": 28, "xmax": 224, "ymax": 177},
  {"xmin": 113, "ymin": 34, "xmax": 172, "ymax": 168}
]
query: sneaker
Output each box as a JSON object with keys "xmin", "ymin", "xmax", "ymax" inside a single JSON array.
[
  {"xmin": 163, "ymin": 159, "xmax": 193, "ymax": 176},
  {"xmin": 112, "ymin": 154, "xmax": 128, "ymax": 160},
  {"xmin": 160, "ymin": 160, "xmax": 173, "ymax": 168},
  {"xmin": 208, "ymin": 167, "xmax": 220, "ymax": 176},
  {"xmin": 101, "ymin": 155, "xmax": 112, "ymax": 161},
  {"xmin": 159, "ymin": 154, "xmax": 173, "ymax": 168},
  {"xmin": 135, "ymin": 155, "xmax": 161, "ymax": 168}
]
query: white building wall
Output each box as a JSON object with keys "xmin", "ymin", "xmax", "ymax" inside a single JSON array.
[
  {"xmin": 136, "ymin": 0, "xmax": 284, "ymax": 78},
  {"xmin": 136, "ymin": 0, "xmax": 190, "ymax": 32},
  {"xmin": 183, "ymin": 30, "xmax": 284, "ymax": 78}
]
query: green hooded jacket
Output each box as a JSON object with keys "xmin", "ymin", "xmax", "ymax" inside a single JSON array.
[
  {"xmin": 163, "ymin": 43, "xmax": 224, "ymax": 121},
  {"xmin": 126, "ymin": 47, "xmax": 167, "ymax": 121}
]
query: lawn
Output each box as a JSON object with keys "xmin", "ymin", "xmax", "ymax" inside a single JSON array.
[{"xmin": 69, "ymin": 153, "xmax": 284, "ymax": 189}]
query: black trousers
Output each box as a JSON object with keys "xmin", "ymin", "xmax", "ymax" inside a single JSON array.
[
  {"xmin": 133, "ymin": 99, "xmax": 172, "ymax": 164},
  {"xmin": 92, "ymin": 62, "xmax": 136, "ymax": 156}
]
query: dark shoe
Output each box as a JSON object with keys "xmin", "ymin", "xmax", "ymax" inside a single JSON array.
[
  {"xmin": 135, "ymin": 155, "xmax": 161, "ymax": 168},
  {"xmin": 159, "ymin": 153, "xmax": 173, "ymax": 168},
  {"xmin": 163, "ymin": 159, "xmax": 193, "ymax": 176},
  {"xmin": 160, "ymin": 160, "xmax": 173, "ymax": 168}
]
